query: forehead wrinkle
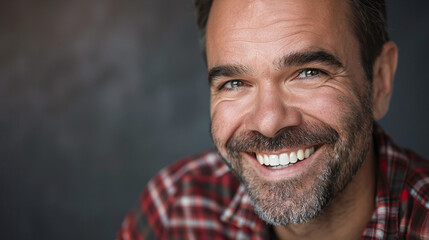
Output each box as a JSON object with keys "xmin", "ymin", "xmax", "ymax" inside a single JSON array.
[
  {"xmin": 230, "ymin": 14, "xmax": 316, "ymax": 31},
  {"xmin": 222, "ymin": 20, "xmax": 317, "ymax": 45}
]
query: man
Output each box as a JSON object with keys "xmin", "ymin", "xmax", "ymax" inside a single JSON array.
[{"xmin": 118, "ymin": 0, "xmax": 429, "ymax": 239}]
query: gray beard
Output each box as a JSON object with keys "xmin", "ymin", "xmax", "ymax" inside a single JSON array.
[
  {"xmin": 245, "ymin": 135, "xmax": 370, "ymax": 225},
  {"xmin": 215, "ymin": 91, "xmax": 373, "ymax": 226}
]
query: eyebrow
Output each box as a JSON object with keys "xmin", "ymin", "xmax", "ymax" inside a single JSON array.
[
  {"xmin": 276, "ymin": 50, "xmax": 344, "ymax": 71},
  {"xmin": 208, "ymin": 64, "xmax": 250, "ymax": 85},
  {"xmin": 207, "ymin": 50, "xmax": 344, "ymax": 85}
]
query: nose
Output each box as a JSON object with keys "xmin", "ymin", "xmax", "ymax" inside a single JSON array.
[{"xmin": 244, "ymin": 86, "xmax": 301, "ymax": 138}]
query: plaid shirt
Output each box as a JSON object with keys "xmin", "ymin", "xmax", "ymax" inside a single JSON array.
[{"xmin": 118, "ymin": 124, "xmax": 429, "ymax": 240}]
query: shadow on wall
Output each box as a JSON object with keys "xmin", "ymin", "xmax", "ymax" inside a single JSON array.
[
  {"xmin": 0, "ymin": 0, "xmax": 211, "ymax": 239},
  {"xmin": 0, "ymin": 0, "xmax": 428, "ymax": 239}
]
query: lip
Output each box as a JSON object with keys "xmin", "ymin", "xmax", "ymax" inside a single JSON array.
[{"xmin": 243, "ymin": 145, "xmax": 323, "ymax": 181}]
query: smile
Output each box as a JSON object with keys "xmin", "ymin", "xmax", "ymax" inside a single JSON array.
[{"xmin": 255, "ymin": 146, "xmax": 316, "ymax": 169}]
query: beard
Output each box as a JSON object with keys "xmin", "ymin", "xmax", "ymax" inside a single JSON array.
[{"xmin": 211, "ymin": 89, "xmax": 374, "ymax": 226}]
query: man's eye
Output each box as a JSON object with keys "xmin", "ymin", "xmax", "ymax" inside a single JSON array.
[
  {"xmin": 297, "ymin": 69, "xmax": 322, "ymax": 79},
  {"xmin": 222, "ymin": 80, "xmax": 244, "ymax": 90}
]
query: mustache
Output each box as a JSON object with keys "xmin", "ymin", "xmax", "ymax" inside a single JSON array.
[{"xmin": 226, "ymin": 123, "xmax": 339, "ymax": 156}]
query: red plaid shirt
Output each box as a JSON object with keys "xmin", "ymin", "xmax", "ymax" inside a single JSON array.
[{"xmin": 118, "ymin": 124, "xmax": 429, "ymax": 239}]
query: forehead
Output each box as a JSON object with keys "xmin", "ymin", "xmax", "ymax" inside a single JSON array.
[{"xmin": 206, "ymin": 0, "xmax": 357, "ymax": 69}]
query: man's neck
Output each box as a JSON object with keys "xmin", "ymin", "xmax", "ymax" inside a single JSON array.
[{"xmin": 274, "ymin": 145, "xmax": 377, "ymax": 240}]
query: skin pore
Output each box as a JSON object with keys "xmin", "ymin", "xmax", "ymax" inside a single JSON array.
[{"xmin": 206, "ymin": 0, "xmax": 397, "ymax": 239}]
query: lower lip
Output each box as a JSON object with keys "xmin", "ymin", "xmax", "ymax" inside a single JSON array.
[{"xmin": 244, "ymin": 147, "xmax": 321, "ymax": 181}]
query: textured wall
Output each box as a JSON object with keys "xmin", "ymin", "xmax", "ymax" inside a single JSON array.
[{"xmin": 0, "ymin": 0, "xmax": 428, "ymax": 239}]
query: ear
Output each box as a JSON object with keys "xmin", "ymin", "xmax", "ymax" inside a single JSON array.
[{"xmin": 372, "ymin": 41, "xmax": 398, "ymax": 120}]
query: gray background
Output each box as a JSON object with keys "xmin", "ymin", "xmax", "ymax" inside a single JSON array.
[{"xmin": 0, "ymin": 0, "xmax": 428, "ymax": 239}]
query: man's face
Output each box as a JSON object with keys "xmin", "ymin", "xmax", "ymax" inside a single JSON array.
[{"xmin": 207, "ymin": 0, "xmax": 374, "ymax": 225}]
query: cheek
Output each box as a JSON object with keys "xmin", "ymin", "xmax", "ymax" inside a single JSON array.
[
  {"xmin": 210, "ymin": 100, "xmax": 249, "ymax": 147},
  {"xmin": 297, "ymin": 87, "xmax": 356, "ymax": 129}
]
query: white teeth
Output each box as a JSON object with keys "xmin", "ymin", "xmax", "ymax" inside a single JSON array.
[
  {"xmin": 297, "ymin": 149, "xmax": 304, "ymax": 160},
  {"xmin": 304, "ymin": 148, "xmax": 310, "ymax": 158},
  {"xmin": 263, "ymin": 155, "xmax": 269, "ymax": 165},
  {"xmin": 279, "ymin": 153, "xmax": 289, "ymax": 165},
  {"xmin": 290, "ymin": 152, "xmax": 297, "ymax": 163},
  {"xmin": 257, "ymin": 154, "xmax": 264, "ymax": 164},
  {"xmin": 269, "ymin": 155, "xmax": 279, "ymax": 166},
  {"xmin": 256, "ymin": 146, "xmax": 316, "ymax": 167}
]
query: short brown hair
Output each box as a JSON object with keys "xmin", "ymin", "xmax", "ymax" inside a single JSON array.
[{"xmin": 194, "ymin": 0, "xmax": 390, "ymax": 81}]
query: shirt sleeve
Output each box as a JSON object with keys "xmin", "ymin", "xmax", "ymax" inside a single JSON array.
[
  {"xmin": 117, "ymin": 206, "xmax": 148, "ymax": 240},
  {"xmin": 117, "ymin": 172, "xmax": 172, "ymax": 240},
  {"xmin": 117, "ymin": 188, "xmax": 159, "ymax": 240}
]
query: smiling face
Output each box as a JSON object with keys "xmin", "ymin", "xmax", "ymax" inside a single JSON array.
[{"xmin": 207, "ymin": 0, "xmax": 375, "ymax": 225}]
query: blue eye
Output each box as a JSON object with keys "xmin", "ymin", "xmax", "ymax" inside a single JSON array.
[
  {"xmin": 297, "ymin": 69, "xmax": 322, "ymax": 78},
  {"xmin": 222, "ymin": 80, "xmax": 244, "ymax": 90}
]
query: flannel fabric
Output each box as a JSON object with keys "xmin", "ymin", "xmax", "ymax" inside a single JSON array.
[{"xmin": 118, "ymin": 124, "xmax": 429, "ymax": 239}]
